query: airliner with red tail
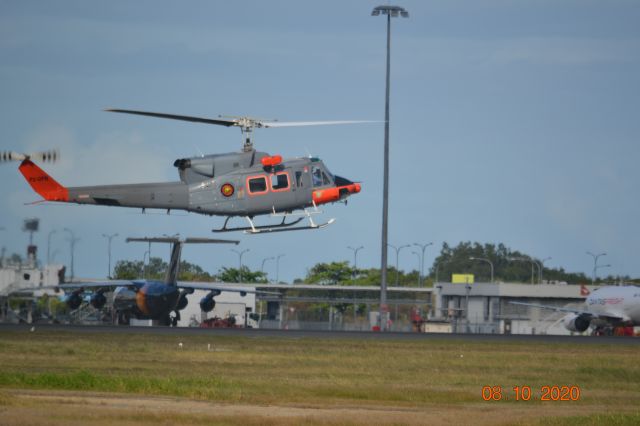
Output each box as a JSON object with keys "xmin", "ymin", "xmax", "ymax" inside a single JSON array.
[{"xmin": 511, "ymin": 285, "xmax": 640, "ymax": 334}]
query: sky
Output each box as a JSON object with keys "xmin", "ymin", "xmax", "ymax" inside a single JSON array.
[{"xmin": 1, "ymin": 1, "xmax": 639, "ymax": 283}]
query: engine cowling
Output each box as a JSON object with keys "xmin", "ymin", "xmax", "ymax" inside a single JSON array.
[
  {"xmin": 199, "ymin": 293, "xmax": 216, "ymax": 313},
  {"xmin": 563, "ymin": 313, "xmax": 591, "ymax": 332},
  {"xmin": 176, "ymin": 290, "xmax": 193, "ymax": 311},
  {"xmin": 90, "ymin": 292, "xmax": 107, "ymax": 309},
  {"xmin": 65, "ymin": 292, "xmax": 83, "ymax": 310}
]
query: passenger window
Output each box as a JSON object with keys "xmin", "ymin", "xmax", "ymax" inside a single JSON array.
[
  {"xmin": 271, "ymin": 173, "xmax": 289, "ymax": 191},
  {"xmin": 312, "ymin": 167, "xmax": 323, "ymax": 187},
  {"xmin": 248, "ymin": 176, "xmax": 267, "ymax": 193}
]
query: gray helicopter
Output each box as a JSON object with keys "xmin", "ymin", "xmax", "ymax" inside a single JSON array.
[{"xmin": 7, "ymin": 109, "xmax": 366, "ymax": 233}]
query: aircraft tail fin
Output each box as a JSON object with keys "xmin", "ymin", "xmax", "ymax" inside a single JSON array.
[
  {"xmin": 18, "ymin": 160, "xmax": 69, "ymax": 202},
  {"xmin": 126, "ymin": 237, "xmax": 239, "ymax": 286},
  {"xmin": 165, "ymin": 242, "xmax": 183, "ymax": 285}
]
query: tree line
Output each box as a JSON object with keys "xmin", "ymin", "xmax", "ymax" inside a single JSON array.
[{"xmin": 110, "ymin": 241, "xmax": 631, "ymax": 286}]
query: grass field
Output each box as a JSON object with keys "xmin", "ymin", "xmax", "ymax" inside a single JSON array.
[{"xmin": 0, "ymin": 329, "xmax": 639, "ymax": 425}]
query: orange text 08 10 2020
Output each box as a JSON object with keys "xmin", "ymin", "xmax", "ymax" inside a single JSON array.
[{"xmin": 481, "ymin": 385, "xmax": 581, "ymax": 401}]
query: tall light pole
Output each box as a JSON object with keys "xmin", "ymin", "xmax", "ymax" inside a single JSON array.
[
  {"xmin": 102, "ymin": 233, "xmax": 118, "ymax": 279},
  {"xmin": 586, "ymin": 251, "xmax": 607, "ymax": 285},
  {"xmin": 388, "ymin": 243, "xmax": 410, "ymax": 286},
  {"xmin": 372, "ymin": 4, "xmax": 409, "ymax": 330},
  {"xmin": 0, "ymin": 227, "xmax": 5, "ymax": 267},
  {"xmin": 231, "ymin": 248, "xmax": 249, "ymax": 283},
  {"xmin": 508, "ymin": 257, "xmax": 537, "ymax": 285},
  {"xmin": 63, "ymin": 228, "xmax": 79, "ymax": 282},
  {"xmin": 413, "ymin": 242, "xmax": 433, "ymax": 287},
  {"xmin": 47, "ymin": 229, "xmax": 57, "ymax": 265},
  {"xmin": 434, "ymin": 259, "xmax": 449, "ymax": 283},
  {"xmin": 587, "ymin": 251, "xmax": 611, "ymax": 285},
  {"xmin": 469, "ymin": 256, "xmax": 494, "ymax": 283},
  {"xmin": 538, "ymin": 257, "xmax": 551, "ymax": 284},
  {"xmin": 261, "ymin": 256, "xmax": 274, "ymax": 274},
  {"xmin": 347, "ymin": 245, "xmax": 364, "ymax": 275},
  {"xmin": 276, "ymin": 254, "xmax": 285, "ymax": 284},
  {"xmin": 411, "ymin": 251, "xmax": 421, "ymax": 285},
  {"xmin": 142, "ymin": 249, "xmax": 150, "ymax": 279},
  {"xmin": 595, "ymin": 263, "xmax": 611, "ymax": 282}
]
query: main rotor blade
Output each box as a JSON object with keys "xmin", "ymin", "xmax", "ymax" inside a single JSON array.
[
  {"xmin": 126, "ymin": 237, "xmax": 239, "ymax": 245},
  {"xmin": 261, "ymin": 120, "xmax": 381, "ymax": 128},
  {"xmin": 105, "ymin": 109, "xmax": 236, "ymax": 127}
]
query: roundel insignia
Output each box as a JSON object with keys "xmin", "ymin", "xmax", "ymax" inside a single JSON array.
[{"xmin": 221, "ymin": 183, "xmax": 234, "ymax": 197}]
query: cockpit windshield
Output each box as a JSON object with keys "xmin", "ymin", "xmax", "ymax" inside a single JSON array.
[{"xmin": 311, "ymin": 165, "xmax": 333, "ymax": 188}]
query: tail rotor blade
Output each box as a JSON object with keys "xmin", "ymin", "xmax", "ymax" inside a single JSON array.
[
  {"xmin": 0, "ymin": 149, "xmax": 59, "ymax": 164},
  {"xmin": 0, "ymin": 151, "xmax": 25, "ymax": 163}
]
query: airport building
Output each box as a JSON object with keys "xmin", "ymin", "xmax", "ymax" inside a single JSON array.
[
  {"xmin": 249, "ymin": 282, "xmax": 594, "ymax": 335},
  {"xmin": 430, "ymin": 281, "xmax": 592, "ymax": 335},
  {"xmin": 254, "ymin": 284, "xmax": 432, "ymax": 332}
]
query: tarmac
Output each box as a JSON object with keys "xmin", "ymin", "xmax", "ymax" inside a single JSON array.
[{"xmin": 1, "ymin": 323, "xmax": 639, "ymax": 345}]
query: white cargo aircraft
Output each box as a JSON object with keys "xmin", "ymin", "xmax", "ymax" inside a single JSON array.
[{"xmin": 511, "ymin": 285, "xmax": 640, "ymax": 334}]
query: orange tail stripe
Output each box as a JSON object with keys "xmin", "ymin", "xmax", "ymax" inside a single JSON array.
[{"xmin": 18, "ymin": 160, "xmax": 69, "ymax": 201}]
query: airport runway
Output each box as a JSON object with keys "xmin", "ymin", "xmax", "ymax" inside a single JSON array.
[{"xmin": 1, "ymin": 323, "xmax": 638, "ymax": 345}]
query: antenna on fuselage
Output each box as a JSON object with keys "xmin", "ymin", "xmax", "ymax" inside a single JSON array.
[{"xmin": 126, "ymin": 236, "xmax": 239, "ymax": 285}]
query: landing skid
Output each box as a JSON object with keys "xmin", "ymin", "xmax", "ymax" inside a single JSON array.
[
  {"xmin": 213, "ymin": 216, "xmax": 304, "ymax": 233},
  {"xmin": 212, "ymin": 207, "xmax": 336, "ymax": 234},
  {"xmin": 245, "ymin": 218, "xmax": 335, "ymax": 234}
]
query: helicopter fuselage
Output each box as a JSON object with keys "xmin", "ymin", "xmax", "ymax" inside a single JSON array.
[{"xmin": 19, "ymin": 150, "xmax": 361, "ymax": 220}]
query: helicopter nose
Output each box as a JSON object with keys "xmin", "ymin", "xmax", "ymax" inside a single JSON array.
[
  {"xmin": 334, "ymin": 175, "xmax": 361, "ymax": 196},
  {"xmin": 334, "ymin": 175, "xmax": 354, "ymax": 186},
  {"xmin": 312, "ymin": 176, "xmax": 361, "ymax": 205}
]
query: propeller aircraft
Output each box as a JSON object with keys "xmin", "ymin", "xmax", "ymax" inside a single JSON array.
[
  {"xmin": 4, "ymin": 109, "xmax": 367, "ymax": 233},
  {"xmin": 12, "ymin": 236, "xmax": 280, "ymax": 326}
]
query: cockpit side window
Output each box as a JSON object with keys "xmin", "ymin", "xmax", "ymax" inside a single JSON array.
[
  {"xmin": 312, "ymin": 166, "xmax": 324, "ymax": 187},
  {"xmin": 321, "ymin": 172, "xmax": 331, "ymax": 185},
  {"xmin": 295, "ymin": 171, "xmax": 304, "ymax": 188}
]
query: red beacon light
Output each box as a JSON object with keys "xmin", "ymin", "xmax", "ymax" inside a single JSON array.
[{"xmin": 261, "ymin": 155, "xmax": 282, "ymax": 168}]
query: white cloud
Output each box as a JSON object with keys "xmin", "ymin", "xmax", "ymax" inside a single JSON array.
[{"xmin": 22, "ymin": 125, "xmax": 172, "ymax": 186}]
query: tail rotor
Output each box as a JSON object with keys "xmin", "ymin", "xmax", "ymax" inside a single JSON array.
[{"xmin": 0, "ymin": 149, "xmax": 59, "ymax": 164}]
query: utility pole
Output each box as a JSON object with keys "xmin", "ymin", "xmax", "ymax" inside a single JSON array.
[
  {"xmin": 276, "ymin": 254, "xmax": 285, "ymax": 284},
  {"xmin": 586, "ymin": 251, "xmax": 608, "ymax": 285},
  {"xmin": 261, "ymin": 256, "xmax": 274, "ymax": 274},
  {"xmin": 469, "ymin": 256, "xmax": 494, "ymax": 283},
  {"xmin": 388, "ymin": 243, "xmax": 410, "ymax": 286},
  {"xmin": 63, "ymin": 228, "xmax": 79, "ymax": 282},
  {"xmin": 231, "ymin": 248, "xmax": 249, "ymax": 283},
  {"xmin": 47, "ymin": 229, "xmax": 57, "ymax": 265},
  {"xmin": 413, "ymin": 242, "xmax": 433, "ymax": 287},
  {"xmin": 347, "ymin": 245, "xmax": 364, "ymax": 277},
  {"xmin": 102, "ymin": 233, "xmax": 118, "ymax": 279}
]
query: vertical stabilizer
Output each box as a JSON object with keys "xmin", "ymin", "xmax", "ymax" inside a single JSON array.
[
  {"xmin": 164, "ymin": 242, "xmax": 183, "ymax": 285},
  {"xmin": 125, "ymin": 236, "xmax": 239, "ymax": 285},
  {"xmin": 18, "ymin": 160, "xmax": 68, "ymax": 201}
]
